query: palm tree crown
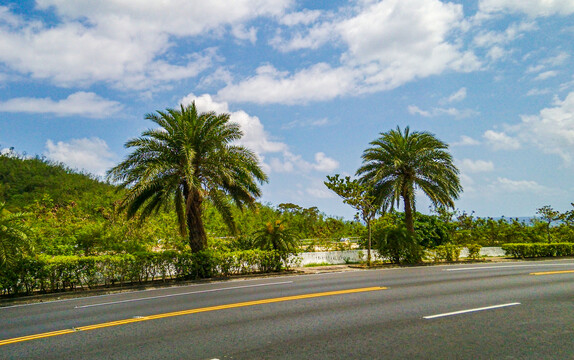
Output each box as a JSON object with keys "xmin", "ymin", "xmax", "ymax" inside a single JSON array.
[
  {"xmin": 357, "ymin": 126, "xmax": 462, "ymax": 233},
  {"xmin": 107, "ymin": 102, "xmax": 268, "ymax": 252}
]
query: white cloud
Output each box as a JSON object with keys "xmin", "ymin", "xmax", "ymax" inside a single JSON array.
[
  {"xmin": 534, "ymin": 70, "xmax": 558, "ymax": 81},
  {"xmin": 305, "ymin": 179, "xmax": 336, "ymax": 199},
  {"xmin": 408, "ymin": 105, "xmax": 431, "ymax": 117},
  {"xmin": 268, "ymin": 151, "xmax": 339, "ymax": 174},
  {"xmin": 473, "ymin": 21, "xmax": 537, "ymax": 48},
  {"xmin": 0, "ymin": 1, "xmax": 292, "ymax": 89},
  {"xmin": 487, "ymin": 46, "xmax": 508, "ymax": 61},
  {"xmin": 279, "ymin": 9, "xmax": 322, "ymax": 26},
  {"xmin": 180, "ymin": 93, "xmax": 339, "ymax": 174},
  {"xmin": 44, "ymin": 137, "xmax": 116, "ymax": 177},
  {"xmin": 489, "ymin": 177, "xmax": 547, "ymax": 193},
  {"xmin": 510, "ymin": 92, "xmax": 574, "ymax": 163},
  {"xmin": 452, "ymin": 135, "xmax": 481, "ymax": 146},
  {"xmin": 483, "ymin": 130, "xmax": 521, "ymax": 150},
  {"xmin": 231, "ymin": 24, "xmax": 257, "ymax": 44},
  {"xmin": 446, "ymin": 87, "xmax": 467, "ymax": 103},
  {"xmin": 312, "ymin": 152, "xmax": 339, "ymax": 172},
  {"xmin": 0, "ymin": 92, "xmax": 123, "ymax": 118},
  {"xmin": 218, "ymin": 63, "xmax": 357, "ymax": 104},
  {"xmin": 526, "ymin": 88, "xmax": 551, "ymax": 96},
  {"xmin": 457, "ymin": 159, "xmax": 494, "ymax": 173},
  {"xmin": 282, "ymin": 117, "xmax": 329, "ymax": 130},
  {"xmin": 479, "ymin": 0, "xmax": 574, "ymax": 17},
  {"xmin": 408, "ymin": 104, "xmax": 478, "ymax": 119},
  {"xmin": 220, "ymin": 0, "xmax": 481, "ymax": 104}
]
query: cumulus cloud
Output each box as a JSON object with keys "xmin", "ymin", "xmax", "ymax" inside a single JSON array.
[
  {"xmin": 511, "ymin": 92, "xmax": 574, "ymax": 163},
  {"xmin": 180, "ymin": 93, "xmax": 339, "ymax": 174},
  {"xmin": 0, "ymin": 92, "xmax": 123, "ymax": 118},
  {"xmin": 483, "ymin": 130, "xmax": 521, "ymax": 150},
  {"xmin": 217, "ymin": 63, "xmax": 357, "ymax": 104},
  {"xmin": 0, "ymin": 1, "xmax": 291, "ymax": 89},
  {"xmin": 44, "ymin": 137, "xmax": 116, "ymax": 177},
  {"xmin": 220, "ymin": 0, "xmax": 481, "ymax": 104}
]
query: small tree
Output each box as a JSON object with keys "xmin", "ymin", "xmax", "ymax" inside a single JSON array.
[
  {"xmin": 252, "ymin": 220, "xmax": 299, "ymax": 270},
  {"xmin": 325, "ymin": 175, "xmax": 380, "ymax": 266},
  {"xmin": 536, "ymin": 205, "xmax": 562, "ymax": 243}
]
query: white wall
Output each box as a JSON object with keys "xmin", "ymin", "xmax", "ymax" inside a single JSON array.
[{"xmin": 292, "ymin": 247, "xmax": 505, "ymax": 266}]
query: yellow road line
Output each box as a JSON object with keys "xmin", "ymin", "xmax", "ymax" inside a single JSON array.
[
  {"xmin": 530, "ymin": 270, "xmax": 574, "ymax": 276},
  {"xmin": 0, "ymin": 329, "xmax": 77, "ymax": 346},
  {"xmin": 0, "ymin": 286, "xmax": 386, "ymax": 347}
]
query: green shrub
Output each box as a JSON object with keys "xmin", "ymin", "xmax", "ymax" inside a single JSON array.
[
  {"xmin": 466, "ymin": 244, "xmax": 483, "ymax": 260},
  {"xmin": 375, "ymin": 226, "xmax": 423, "ymax": 264},
  {"xmin": 0, "ymin": 249, "xmax": 288, "ymax": 296},
  {"xmin": 502, "ymin": 243, "xmax": 574, "ymax": 258},
  {"xmin": 429, "ymin": 244, "xmax": 462, "ymax": 262}
]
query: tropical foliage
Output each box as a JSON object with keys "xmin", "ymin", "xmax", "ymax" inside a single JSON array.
[
  {"xmin": 357, "ymin": 126, "xmax": 462, "ymax": 234},
  {"xmin": 0, "ymin": 203, "xmax": 33, "ymax": 266},
  {"xmin": 252, "ymin": 220, "xmax": 299, "ymax": 258},
  {"xmin": 107, "ymin": 102, "xmax": 268, "ymax": 252}
]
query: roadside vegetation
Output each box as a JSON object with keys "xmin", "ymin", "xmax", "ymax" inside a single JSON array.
[{"xmin": 1, "ymin": 111, "xmax": 573, "ymax": 297}]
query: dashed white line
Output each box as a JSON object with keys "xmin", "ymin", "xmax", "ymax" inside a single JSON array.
[
  {"xmin": 423, "ymin": 303, "xmax": 521, "ymax": 319},
  {"xmin": 74, "ymin": 281, "xmax": 294, "ymax": 309}
]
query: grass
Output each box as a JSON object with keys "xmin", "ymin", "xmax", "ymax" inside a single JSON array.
[{"xmin": 303, "ymin": 262, "xmax": 333, "ymax": 267}]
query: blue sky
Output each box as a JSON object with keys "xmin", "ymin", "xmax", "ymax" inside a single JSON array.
[{"xmin": 1, "ymin": 0, "xmax": 573, "ymax": 219}]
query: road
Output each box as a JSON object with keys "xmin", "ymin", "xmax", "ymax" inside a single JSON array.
[{"xmin": 2, "ymin": 259, "xmax": 574, "ymax": 359}]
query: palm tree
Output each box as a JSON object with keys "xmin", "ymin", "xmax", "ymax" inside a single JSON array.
[
  {"xmin": 357, "ymin": 126, "xmax": 462, "ymax": 234},
  {"xmin": 252, "ymin": 220, "xmax": 299, "ymax": 255},
  {"xmin": 107, "ymin": 102, "xmax": 268, "ymax": 252},
  {"xmin": 0, "ymin": 203, "xmax": 33, "ymax": 266}
]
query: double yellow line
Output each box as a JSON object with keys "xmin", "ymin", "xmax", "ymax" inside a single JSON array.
[{"xmin": 1, "ymin": 286, "xmax": 386, "ymax": 346}]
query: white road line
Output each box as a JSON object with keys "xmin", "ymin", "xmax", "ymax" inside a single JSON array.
[
  {"xmin": 423, "ymin": 302, "xmax": 521, "ymax": 319},
  {"xmin": 444, "ymin": 263, "xmax": 574, "ymax": 272},
  {"xmin": 74, "ymin": 281, "xmax": 294, "ymax": 309}
]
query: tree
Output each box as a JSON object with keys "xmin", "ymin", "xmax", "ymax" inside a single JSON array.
[
  {"xmin": 357, "ymin": 126, "xmax": 462, "ymax": 235},
  {"xmin": 536, "ymin": 205, "xmax": 562, "ymax": 243},
  {"xmin": 108, "ymin": 102, "xmax": 268, "ymax": 252},
  {"xmin": 0, "ymin": 203, "xmax": 33, "ymax": 266},
  {"xmin": 325, "ymin": 174, "xmax": 379, "ymax": 265},
  {"xmin": 252, "ymin": 220, "xmax": 299, "ymax": 255}
]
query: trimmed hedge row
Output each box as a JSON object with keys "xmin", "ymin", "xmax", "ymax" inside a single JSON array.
[
  {"xmin": 0, "ymin": 250, "xmax": 291, "ymax": 296},
  {"xmin": 502, "ymin": 243, "xmax": 574, "ymax": 258}
]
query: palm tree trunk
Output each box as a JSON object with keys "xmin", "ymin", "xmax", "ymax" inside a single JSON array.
[
  {"xmin": 367, "ymin": 219, "xmax": 372, "ymax": 267},
  {"xmin": 403, "ymin": 193, "xmax": 415, "ymax": 235},
  {"xmin": 186, "ymin": 192, "xmax": 207, "ymax": 253}
]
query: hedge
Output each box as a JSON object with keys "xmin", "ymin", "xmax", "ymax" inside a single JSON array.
[
  {"xmin": 0, "ymin": 249, "xmax": 292, "ymax": 296},
  {"xmin": 502, "ymin": 243, "xmax": 574, "ymax": 259}
]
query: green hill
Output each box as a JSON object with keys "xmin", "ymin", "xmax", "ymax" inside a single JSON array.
[{"xmin": 0, "ymin": 153, "xmax": 117, "ymax": 211}]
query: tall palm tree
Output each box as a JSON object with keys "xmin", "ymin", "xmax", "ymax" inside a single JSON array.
[
  {"xmin": 357, "ymin": 126, "xmax": 462, "ymax": 234},
  {"xmin": 107, "ymin": 102, "xmax": 268, "ymax": 252},
  {"xmin": 0, "ymin": 203, "xmax": 33, "ymax": 266}
]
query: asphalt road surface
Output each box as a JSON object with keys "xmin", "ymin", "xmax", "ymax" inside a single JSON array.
[{"xmin": 2, "ymin": 259, "xmax": 574, "ymax": 359}]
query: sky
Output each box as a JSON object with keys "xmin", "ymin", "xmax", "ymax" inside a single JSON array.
[{"xmin": 1, "ymin": 0, "xmax": 573, "ymax": 220}]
